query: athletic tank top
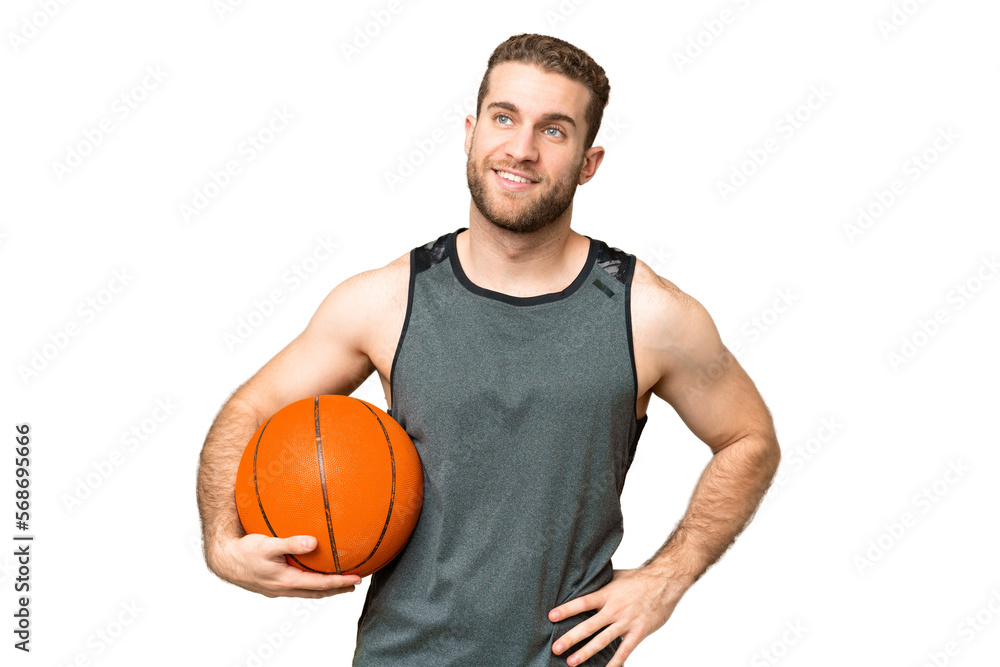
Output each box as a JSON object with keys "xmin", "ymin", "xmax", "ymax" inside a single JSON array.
[{"xmin": 353, "ymin": 227, "xmax": 649, "ymax": 666}]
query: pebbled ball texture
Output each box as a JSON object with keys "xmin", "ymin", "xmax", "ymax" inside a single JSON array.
[{"xmin": 235, "ymin": 395, "xmax": 424, "ymax": 577}]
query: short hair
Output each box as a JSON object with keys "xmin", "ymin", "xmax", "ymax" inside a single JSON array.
[{"xmin": 475, "ymin": 33, "xmax": 611, "ymax": 152}]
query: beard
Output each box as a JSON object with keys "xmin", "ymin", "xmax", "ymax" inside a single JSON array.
[{"xmin": 466, "ymin": 145, "xmax": 583, "ymax": 235}]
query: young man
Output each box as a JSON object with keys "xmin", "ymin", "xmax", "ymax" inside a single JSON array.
[{"xmin": 197, "ymin": 33, "xmax": 780, "ymax": 667}]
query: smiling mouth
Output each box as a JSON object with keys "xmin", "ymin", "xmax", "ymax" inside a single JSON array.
[{"xmin": 492, "ymin": 168, "xmax": 538, "ymax": 184}]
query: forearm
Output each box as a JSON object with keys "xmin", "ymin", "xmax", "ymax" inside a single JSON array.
[
  {"xmin": 642, "ymin": 434, "xmax": 780, "ymax": 595},
  {"xmin": 196, "ymin": 395, "xmax": 262, "ymax": 565}
]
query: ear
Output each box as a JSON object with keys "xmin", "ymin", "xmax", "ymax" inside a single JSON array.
[
  {"xmin": 464, "ymin": 115, "xmax": 477, "ymax": 156},
  {"xmin": 578, "ymin": 145, "xmax": 605, "ymax": 185}
]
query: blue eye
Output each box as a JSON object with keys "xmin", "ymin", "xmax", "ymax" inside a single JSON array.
[
  {"xmin": 496, "ymin": 114, "xmax": 511, "ymax": 125},
  {"xmin": 545, "ymin": 127, "xmax": 563, "ymax": 137}
]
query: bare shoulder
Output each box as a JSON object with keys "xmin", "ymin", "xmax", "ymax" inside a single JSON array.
[
  {"xmin": 630, "ymin": 257, "xmax": 727, "ymax": 389},
  {"xmin": 312, "ymin": 249, "xmax": 410, "ymax": 336},
  {"xmin": 343, "ymin": 250, "xmax": 409, "ymax": 309},
  {"xmin": 631, "ymin": 257, "xmax": 714, "ymax": 340},
  {"xmin": 302, "ymin": 249, "xmax": 410, "ymax": 382}
]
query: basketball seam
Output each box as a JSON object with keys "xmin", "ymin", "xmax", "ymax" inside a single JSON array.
[
  {"xmin": 352, "ymin": 400, "xmax": 397, "ymax": 572},
  {"xmin": 315, "ymin": 396, "xmax": 341, "ymax": 573},
  {"xmin": 252, "ymin": 416, "xmax": 277, "ymax": 537},
  {"xmin": 252, "ymin": 415, "xmax": 325, "ymax": 573},
  {"xmin": 252, "ymin": 398, "xmax": 407, "ymax": 577}
]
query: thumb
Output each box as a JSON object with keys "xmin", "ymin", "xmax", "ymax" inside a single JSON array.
[{"xmin": 279, "ymin": 535, "xmax": 320, "ymax": 555}]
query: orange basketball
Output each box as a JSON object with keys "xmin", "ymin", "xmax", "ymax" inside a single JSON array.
[{"xmin": 235, "ymin": 395, "xmax": 423, "ymax": 577}]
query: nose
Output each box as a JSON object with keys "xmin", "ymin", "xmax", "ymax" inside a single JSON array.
[{"xmin": 504, "ymin": 124, "xmax": 539, "ymax": 165}]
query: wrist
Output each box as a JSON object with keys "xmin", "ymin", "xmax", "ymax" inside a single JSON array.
[{"xmin": 641, "ymin": 558, "xmax": 699, "ymax": 599}]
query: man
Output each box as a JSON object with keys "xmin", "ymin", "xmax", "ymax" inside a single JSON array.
[{"xmin": 197, "ymin": 33, "xmax": 780, "ymax": 667}]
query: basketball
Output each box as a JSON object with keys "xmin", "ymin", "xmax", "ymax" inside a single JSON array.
[{"xmin": 235, "ymin": 394, "xmax": 423, "ymax": 578}]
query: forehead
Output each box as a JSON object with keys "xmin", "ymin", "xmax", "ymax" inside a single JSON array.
[{"xmin": 484, "ymin": 61, "xmax": 590, "ymax": 121}]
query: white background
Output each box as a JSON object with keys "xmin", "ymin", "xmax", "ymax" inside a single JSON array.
[{"xmin": 2, "ymin": 1, "xmax": 999, "ymax": 665}]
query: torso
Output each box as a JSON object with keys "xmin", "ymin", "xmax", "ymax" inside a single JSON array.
[{"xmin": 361, "ymin": 236, "xmax": 672, "ymax": 422}]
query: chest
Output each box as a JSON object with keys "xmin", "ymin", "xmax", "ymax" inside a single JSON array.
[{"xmin": 391, "ymin": 284, "xmax": 636, "ymax": 426}]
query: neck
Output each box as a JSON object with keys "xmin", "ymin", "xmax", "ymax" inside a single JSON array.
[{"xmin": 459, "ymin": 203, "xmax": 589, "ymax": 298}]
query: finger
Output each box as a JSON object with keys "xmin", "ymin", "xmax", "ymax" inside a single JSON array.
[
  {"xmin": 549, "ymin": 592, "xmax": 600, "ymax": 624},
  {"xmin": 551, "ymin": 613, "xmax": 604, "ymax": 657},
  {"xmin": 606, "ymin": 635, "xmax": 638, "ymax": 667},
  {"xmin": 566, "ymin": 625, "xmax": 621, "ymax": 667},
  {"xmin": 267, "ymin": 535, "xmax": 320, "ymax": 557},
  {"xmin": 281, "ymin": 569, "xmax": 363, "ymax": 591}
]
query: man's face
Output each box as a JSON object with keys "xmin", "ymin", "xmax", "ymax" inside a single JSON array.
[{"xmin": 465, "ymin": 62, "xmax": 603, "ymax": 234}]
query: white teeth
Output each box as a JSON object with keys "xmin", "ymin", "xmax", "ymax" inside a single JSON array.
[{"xmin": 495, "ymin": 170, "xmax": 533, "ymax": 184}]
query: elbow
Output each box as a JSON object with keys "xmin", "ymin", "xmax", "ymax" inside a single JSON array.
[
  {"xmin": 758, "ymin": 433, "xmax": 781, "ymax": 481},
  {"xmin": 768, "ymin": 437, "xmax": 781, "ymax": 473},
  {"xmin": 735, "ymin": 432, "xmax": 781, "ymax": 476}
]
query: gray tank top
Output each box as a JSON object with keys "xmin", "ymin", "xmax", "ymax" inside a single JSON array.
[{"xmin": 354, "ymin": 227, "xmax": 648, "ymax": 666}]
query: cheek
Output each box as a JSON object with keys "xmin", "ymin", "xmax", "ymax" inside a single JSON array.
[{"xmin": 471, "ymin": 132, "xmax": 506, "ymax": 157}]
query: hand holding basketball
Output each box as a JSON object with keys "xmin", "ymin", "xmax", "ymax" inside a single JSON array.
[
  {"xmin": 207, "ymin": 532, "xmax": 363, "ymax": 599},
  {"xmin": 235, "ymin": 395, "xmax": 424, "ymax": 577},
  {"xmin": 206, "ymin": 394, "xmax": 423, "ymax": 598}
]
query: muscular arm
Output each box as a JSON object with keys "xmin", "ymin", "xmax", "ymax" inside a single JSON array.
[
  {"xmin": 633, "ymin": 261, "xmax": 781, "ymax": 597},
  {"xmin": 196, "ymin": 393, "xmax": 261, "ymax": 563},
  {"xmin": 196, "ymin": 259, "xmax": 404, "ymax": 597},
  {"xmin": 546, "ymin": 261, "xmax": 782, "ymax": 666}
]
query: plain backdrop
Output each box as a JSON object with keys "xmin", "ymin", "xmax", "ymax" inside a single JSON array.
[{"xmin": 2, "ymin": 1, "xmax": 999, "ymax": 665}]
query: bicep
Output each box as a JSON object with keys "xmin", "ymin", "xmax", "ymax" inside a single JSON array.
[
  {"xmin": 651, "ymin": 295, "xmax": 774, "ymax": 454},
  {"xmin": 234, "ymin": 273, "xmax": 375, "ymax": 421}
]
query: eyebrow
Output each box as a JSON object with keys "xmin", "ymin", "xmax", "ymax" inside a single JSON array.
[{"xmin": 486, "ymin": 101, "xmax": 577, "ymax": 129}]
